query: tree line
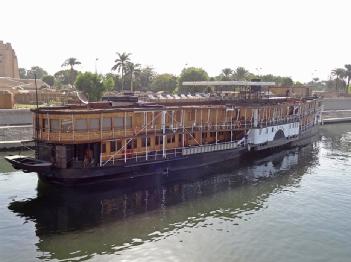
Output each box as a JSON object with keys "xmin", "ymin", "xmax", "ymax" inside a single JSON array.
[{"xmin": 20, "ymin": 52, "xmax": 349, "ymax": 101}]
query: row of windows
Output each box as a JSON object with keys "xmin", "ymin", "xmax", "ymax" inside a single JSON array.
[
  {"xmin": 103, "ymin": 135, "xmax": 177, "ymax": 153},
  {"xmin": 43, "ymin": 116, "xmax": 132, "ymax": 132}
]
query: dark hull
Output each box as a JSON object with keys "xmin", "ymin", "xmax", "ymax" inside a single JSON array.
[
  {"xmin": 8, "ymin": 126, "xmax": 319, "ymax": 186},
  {"xmin": 39, "ymin": 147, "xmax": 247, "ymax": 186}
]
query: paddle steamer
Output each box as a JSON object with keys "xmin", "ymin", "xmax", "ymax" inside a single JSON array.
[{"xmin": 5, "ymin": 81, "xmax": 322, "ymax": 185}]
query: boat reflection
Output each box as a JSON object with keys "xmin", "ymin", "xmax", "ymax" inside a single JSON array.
[{"xmin": 8, "ymin": 144, "xmax": 319, "ymax": 261}]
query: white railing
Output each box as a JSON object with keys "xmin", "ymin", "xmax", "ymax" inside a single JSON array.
[{"xmin": 101, "ymin": 140, "xmax": 245, "ymax": 166}]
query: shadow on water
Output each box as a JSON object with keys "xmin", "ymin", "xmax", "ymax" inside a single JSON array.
[{"xmin": 8, "ymin": 144, "xmax": 319, "ymax": 261}]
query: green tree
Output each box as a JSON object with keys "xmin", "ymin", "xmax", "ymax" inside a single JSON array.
[
  {"xmin": 27, "ymin": 66, "xmax": 48, "ymax": 79},
  {"xmin": 111, "ymin": 52, "xmax": 131, "ymax": 91},
  {"xmin": 54, "ymin": 69, "xmax": 78, "ymax": 86},
  {"xmin": 61, "ymin": 57, "xmax": 81, "ymax": 86},
  {"xmin": 42, "ymin": 75, "xmax": 55, "ymax": 87},
  {"xmin": 102, "ymin": 75, "xmax": 115, "ymax": 92},
  {"xmin": 234, "ymin": 67, "xmax": 249, "ymax": 80},
  {"xmin": 19, "ymin": 68, "xmax": 27, "ymax": 79},
  {"xmin": 150, "ymin": 73, "xmax": 177, "ymax": 93},
  {"xmin": 105, "ymin": 73, "xmax": 122, "ymax": 91},
  {"xmin": 139, "ymin": 66, "xmax": 156, "ymax": 90},
  {"xmin": 344, "ymin": 64, "xmax": 351, "ymax": 89},
  {"xmin": 177, "ymin": 67, "xmax": 209, "ymax": 94},
  {"xmin": 125, "ymin": 62, "xmax": 141, "ymax": 92},
  {"xmin": 281, "ymin": 77, "xmax": 294, "ymax": 86},
  {"xmin": 332, "ymin": 68, "xmax": 346, "ymax": 92},
  {"xmin": 75, "ymin": 72, "xmax": 112, "ymax": 101},
  {"xmin": 221, "ymin": 68, "xmax": 233, "ymax": 80}
]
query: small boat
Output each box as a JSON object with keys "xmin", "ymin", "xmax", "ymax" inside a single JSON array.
[{"xmin": 4, "ymin": 155, "xmax": 52, "ymax": 173}]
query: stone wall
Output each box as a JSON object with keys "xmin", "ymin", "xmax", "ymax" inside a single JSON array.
[
  {"xmin": 323, "ymin": 98, "xmax": 351, "ymax": 110},
  {"xmin": 0, "ymin": 109, "xmax": 32, "ymax": 125},
  {"xmin": 0, "ymin": 125, "xmax": 32, "ymax": 142},
  {"xmin": 0, "ymin": 41, "xmax": 19, "ymax": 78}
]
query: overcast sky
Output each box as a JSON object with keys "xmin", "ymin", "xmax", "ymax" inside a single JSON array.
[{"xmin": 1, "ymin": 0, "xmax": 350, "ymax": 82}]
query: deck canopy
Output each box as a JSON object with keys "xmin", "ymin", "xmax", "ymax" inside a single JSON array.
[{"xmin": 182, "ymin": 81, "xmax": 276, "ymax": 86}]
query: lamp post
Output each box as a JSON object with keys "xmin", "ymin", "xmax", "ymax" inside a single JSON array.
[{"xmin": 95, "ymin": 58, "xmax": 99, "ymax": 74}]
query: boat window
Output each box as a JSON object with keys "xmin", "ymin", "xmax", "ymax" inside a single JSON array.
[
  {"xmin": 127, "ymin": 138, "xmax": 137, "ymax": 149},
  {"xmin": 113, "ymin": 116, "xmax": 124, "ymax": 129},
  {"xmin": 142, "ymin": 137, "xmax": 151, "ymax": 147},
  {"xmin": 178, "ymin": 134, "xmax": 182, "ymax": 144},
  {"xmin": 42, "ymin": 119, "xmax": 48, "ymax": 131},
  {"xmin": 50, "ymin": 119, "xmax": 60, "ymax": 132},
  {"xmin": 75, "ymin": 119, "xmax": 88, "ymax": 131},
  {"xmin": 102, "ymin": 143, "xmax": 106, "ymax": 153},
  {"xmin": 167, "ymin": 134, "xmax": 175, "ymax": 144},
  {"xmin": 188, "ymin": 111, "xmax": 195, "ymax": 121},
  {"xmin": 117, "ymin": 139, "xmax": 122, "ymax": 150},
  {"xmin": 110, "ymin": 140, "xmax": 116, "ymax": 152},
  {"xmin": 102, "ymin": 118, "xmax": 112, "ymax": 131},
  {"xmin": 62, "ymin": 119, "xmax": 73, "ymax": 132},
  {"xmin": 125, "ymin": 116, "xmax": 132, "ymax": 129},
  {"xmin": 90, "ymin": 119, "xmax": 100, "ymax": 131},
  {"xmin": 156, "ymin": 135, "xmax": 163, "ymax": 145}
]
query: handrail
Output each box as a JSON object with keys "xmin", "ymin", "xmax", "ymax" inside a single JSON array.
[{"xmin": 101, "ymin": 140, "xmax": 245, "ymax": 166}]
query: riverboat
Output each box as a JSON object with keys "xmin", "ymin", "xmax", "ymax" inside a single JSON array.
[{"xmin": 5, "ymin": 81, "xmax": 322, "ymax": 185}]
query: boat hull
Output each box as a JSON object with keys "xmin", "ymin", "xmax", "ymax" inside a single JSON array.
[
  {"xmin": 38, "ymin": 146, "xmax": 247, "ymax": 185},
  {"xmin": 6, "ymin": 126, "xmax": 319, "ymax": 186}
]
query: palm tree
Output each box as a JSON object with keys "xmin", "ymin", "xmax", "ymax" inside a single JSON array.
[
  {"xmin": 126, "ymin": 62, "xmax": 141, "ymax": 92},
  {"xmin": 344, "ymin": 64, "xmax": 351, "ymax": 92},
  {"xmin": 111, "ymin": 52, "xmax": 131, "ymax": 91},
  {"xmin": 234, "ymin": 67, "xmax": 249, "ymax": 80},
  {"xmin": 61, "ymin": 57, "xmax": 81, "ymax": 86},
  {"xmin": 331, "ymin": 68, "xmax": 346, "ymax": 92},
  {"xmin": 222, "ymin": 68, "xmax": 233, "ymax": 80}
]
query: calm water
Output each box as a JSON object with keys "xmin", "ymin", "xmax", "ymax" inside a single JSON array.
[{"xmin": 1, "ymin": 124, "xmax": 351, "ymax": 262}]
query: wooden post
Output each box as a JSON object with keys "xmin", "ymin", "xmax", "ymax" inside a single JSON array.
[
  {"xmin": 145, "ymin": 111, "xmax": 148, "ymax": 161},
  {"xmin": 230, "ymin": 107, "xmax": 233, "ymax": 142},
  {"xmin": 72, "ymin": 114, "xmax": 74, "ymax": 141},
  {"xmin": 182, "ymin": 109, "xmax": 185, "ymax": 148},
  {"xmin": 200, "ymin": 108, "xmax": 203, "ymax": 144},
  {"xmin": 215, "ymin": 108, "xmax": 218, "ymax": 144},
  {"xmin": 162, "ymin": 110, "xmax": 166, "ymax": 158},
  {"xmin": 124, "ymin": 112, "xmax": 127, "ymax": 163},
  {"xmin": 47, "ymin": 113, "xmax": 50, "ymax": 141}
]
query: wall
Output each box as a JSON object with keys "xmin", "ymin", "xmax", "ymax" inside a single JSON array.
[
  {"xmin": 0, "ymin": 91, "xmax": 14, "ymax": 109},
  {"xmin": 0, "ymin": 109, "xmax": 32, "ymax": 125},
  {"xmin": 323, "ymin": 98, "xmax": 351, "ymax": 110},
  {"xmin": 0, "ymin": 41, "xmax": 19, "ymax": 78}
]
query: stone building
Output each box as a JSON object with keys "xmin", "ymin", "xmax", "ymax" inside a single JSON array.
[{"xmin": 0, "ymin": 41, "xmax": 20, "ymax": 78}]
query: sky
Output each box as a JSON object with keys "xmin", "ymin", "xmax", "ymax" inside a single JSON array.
[{"xmin": 1, "ymin": 0, "xmax": 350, "ymax": 82}]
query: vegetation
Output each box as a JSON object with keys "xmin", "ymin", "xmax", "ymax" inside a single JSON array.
[
  {"xmin": 150, "ymin": 73, "xmax": 177, "ymax": 93},
  {"xmin": 18, "ymin": 50, "xmax": 351, "ymax": 97},
  {"xmin": 75, "ymin": 72, "xmax": 114, "ymax": 101},
  {"xmin": 19, "ymin": 66, "xmax": 48, "ymax": 79},
  {"xmin": 61, "ymin": 57, "xmax": 81, "ymax": 86},
  {"xmin": 177, "ymin": 67, "xmax": 209, "ymax": 94},
  {"xmin": 42, "ymin": 75, "xmax": 55, "ymax": 87},
  {"xmin": 111, "ymin": 52, "xmax": 131, "ymax": 91}
]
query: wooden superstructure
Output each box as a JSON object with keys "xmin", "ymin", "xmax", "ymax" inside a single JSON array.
[{"xmin": 32, "ymin": 90, "xmax": 321, "ymax": 169}]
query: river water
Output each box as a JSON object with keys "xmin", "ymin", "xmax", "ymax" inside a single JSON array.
[{"xmin": 0, "ymin": 124, "xmax": 351, "ymax": 262}]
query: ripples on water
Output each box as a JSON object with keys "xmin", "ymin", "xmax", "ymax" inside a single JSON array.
[{"xmin": 1, "ymin": 124, "xmax": 351, "ymax": 262}]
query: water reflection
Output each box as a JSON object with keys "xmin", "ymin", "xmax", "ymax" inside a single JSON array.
[{"xmin": 8, "ymin": 144, "xmax": 318, "ymax": 261}]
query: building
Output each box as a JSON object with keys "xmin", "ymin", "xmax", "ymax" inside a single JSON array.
[{"xmin": 0, "ymin": 41, "xmax": 20, "ymax": 78}]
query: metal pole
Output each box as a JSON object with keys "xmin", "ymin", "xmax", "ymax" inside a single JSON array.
[{"xmin": 34, "ymin": 74, "xmax": 39, "ymax": 159}]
